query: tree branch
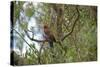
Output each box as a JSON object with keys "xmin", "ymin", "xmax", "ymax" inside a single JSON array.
[
  {"xmin": 12, "ymin": 28, "xmax": 35, "ymax": 52},
  {"xmin": 38, "ymin": 43, "xmax": 44, "ymax": 64},
  {"xmin": 24, "ymin": 30, "xmax": 47, "ymax": 42},
  {"xmin": 61, "ymin": 6, "xmax": 80, "ymax": 41},
  {"xmin": 63, "ymin": 12, "xmax": 76, "ymax": 31}
]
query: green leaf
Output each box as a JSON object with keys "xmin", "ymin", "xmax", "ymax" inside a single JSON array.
[
  {"xmin": 20, "ymin": 22, "xmax": 28, "ymax": 30},
  {"xmin": 25, "ymin": 7, "xmax": 35, "ymax": 17}
]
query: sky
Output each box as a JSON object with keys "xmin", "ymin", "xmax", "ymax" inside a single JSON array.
[{"xmin": 13, "ymin": 2, "xmax": 45, "ymax": 56}]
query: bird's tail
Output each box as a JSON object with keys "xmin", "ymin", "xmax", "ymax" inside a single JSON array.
[{"xmin": 49, "ymin": 41, "xmax": 53, "ymax": 47}]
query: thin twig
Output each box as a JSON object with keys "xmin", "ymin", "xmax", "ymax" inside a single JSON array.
[
  {"xmin": 12, "ymin": 28, "xmax": 35, "ymax": 53},
  {"xmin": 24, "ymin": 30, "xmax": 47, "ymax": 42},
  {"xmin": 61, "ymin": 6, "xmax": 80, "ymax": 41},
  {"xmin": 38, "ymin": 43, "xmax": 44, "ymax": 64}
]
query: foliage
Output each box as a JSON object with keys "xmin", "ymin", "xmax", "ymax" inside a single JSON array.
[{"xmin": 11, "ymin": 1, "xmax": 97, "ymax": 65}]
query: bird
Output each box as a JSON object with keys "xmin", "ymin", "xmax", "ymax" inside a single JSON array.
[{"xmin": 43, "ymin": 25, "xmax": 56, "ymax": 47}]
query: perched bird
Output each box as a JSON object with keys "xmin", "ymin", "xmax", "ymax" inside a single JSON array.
[{"xmin": 43, "ymin": 25, "xmax": 56, "ymax": 47}]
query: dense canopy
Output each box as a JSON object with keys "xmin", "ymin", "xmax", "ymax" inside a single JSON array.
[{"xmin": 10, "ymin": 1, "xmax": 97, "ymax": 65}]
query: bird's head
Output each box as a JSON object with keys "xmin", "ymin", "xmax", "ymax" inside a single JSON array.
[{"xmin": 44, "ymin": 24, "xmax": 49, "ymax": 29}]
